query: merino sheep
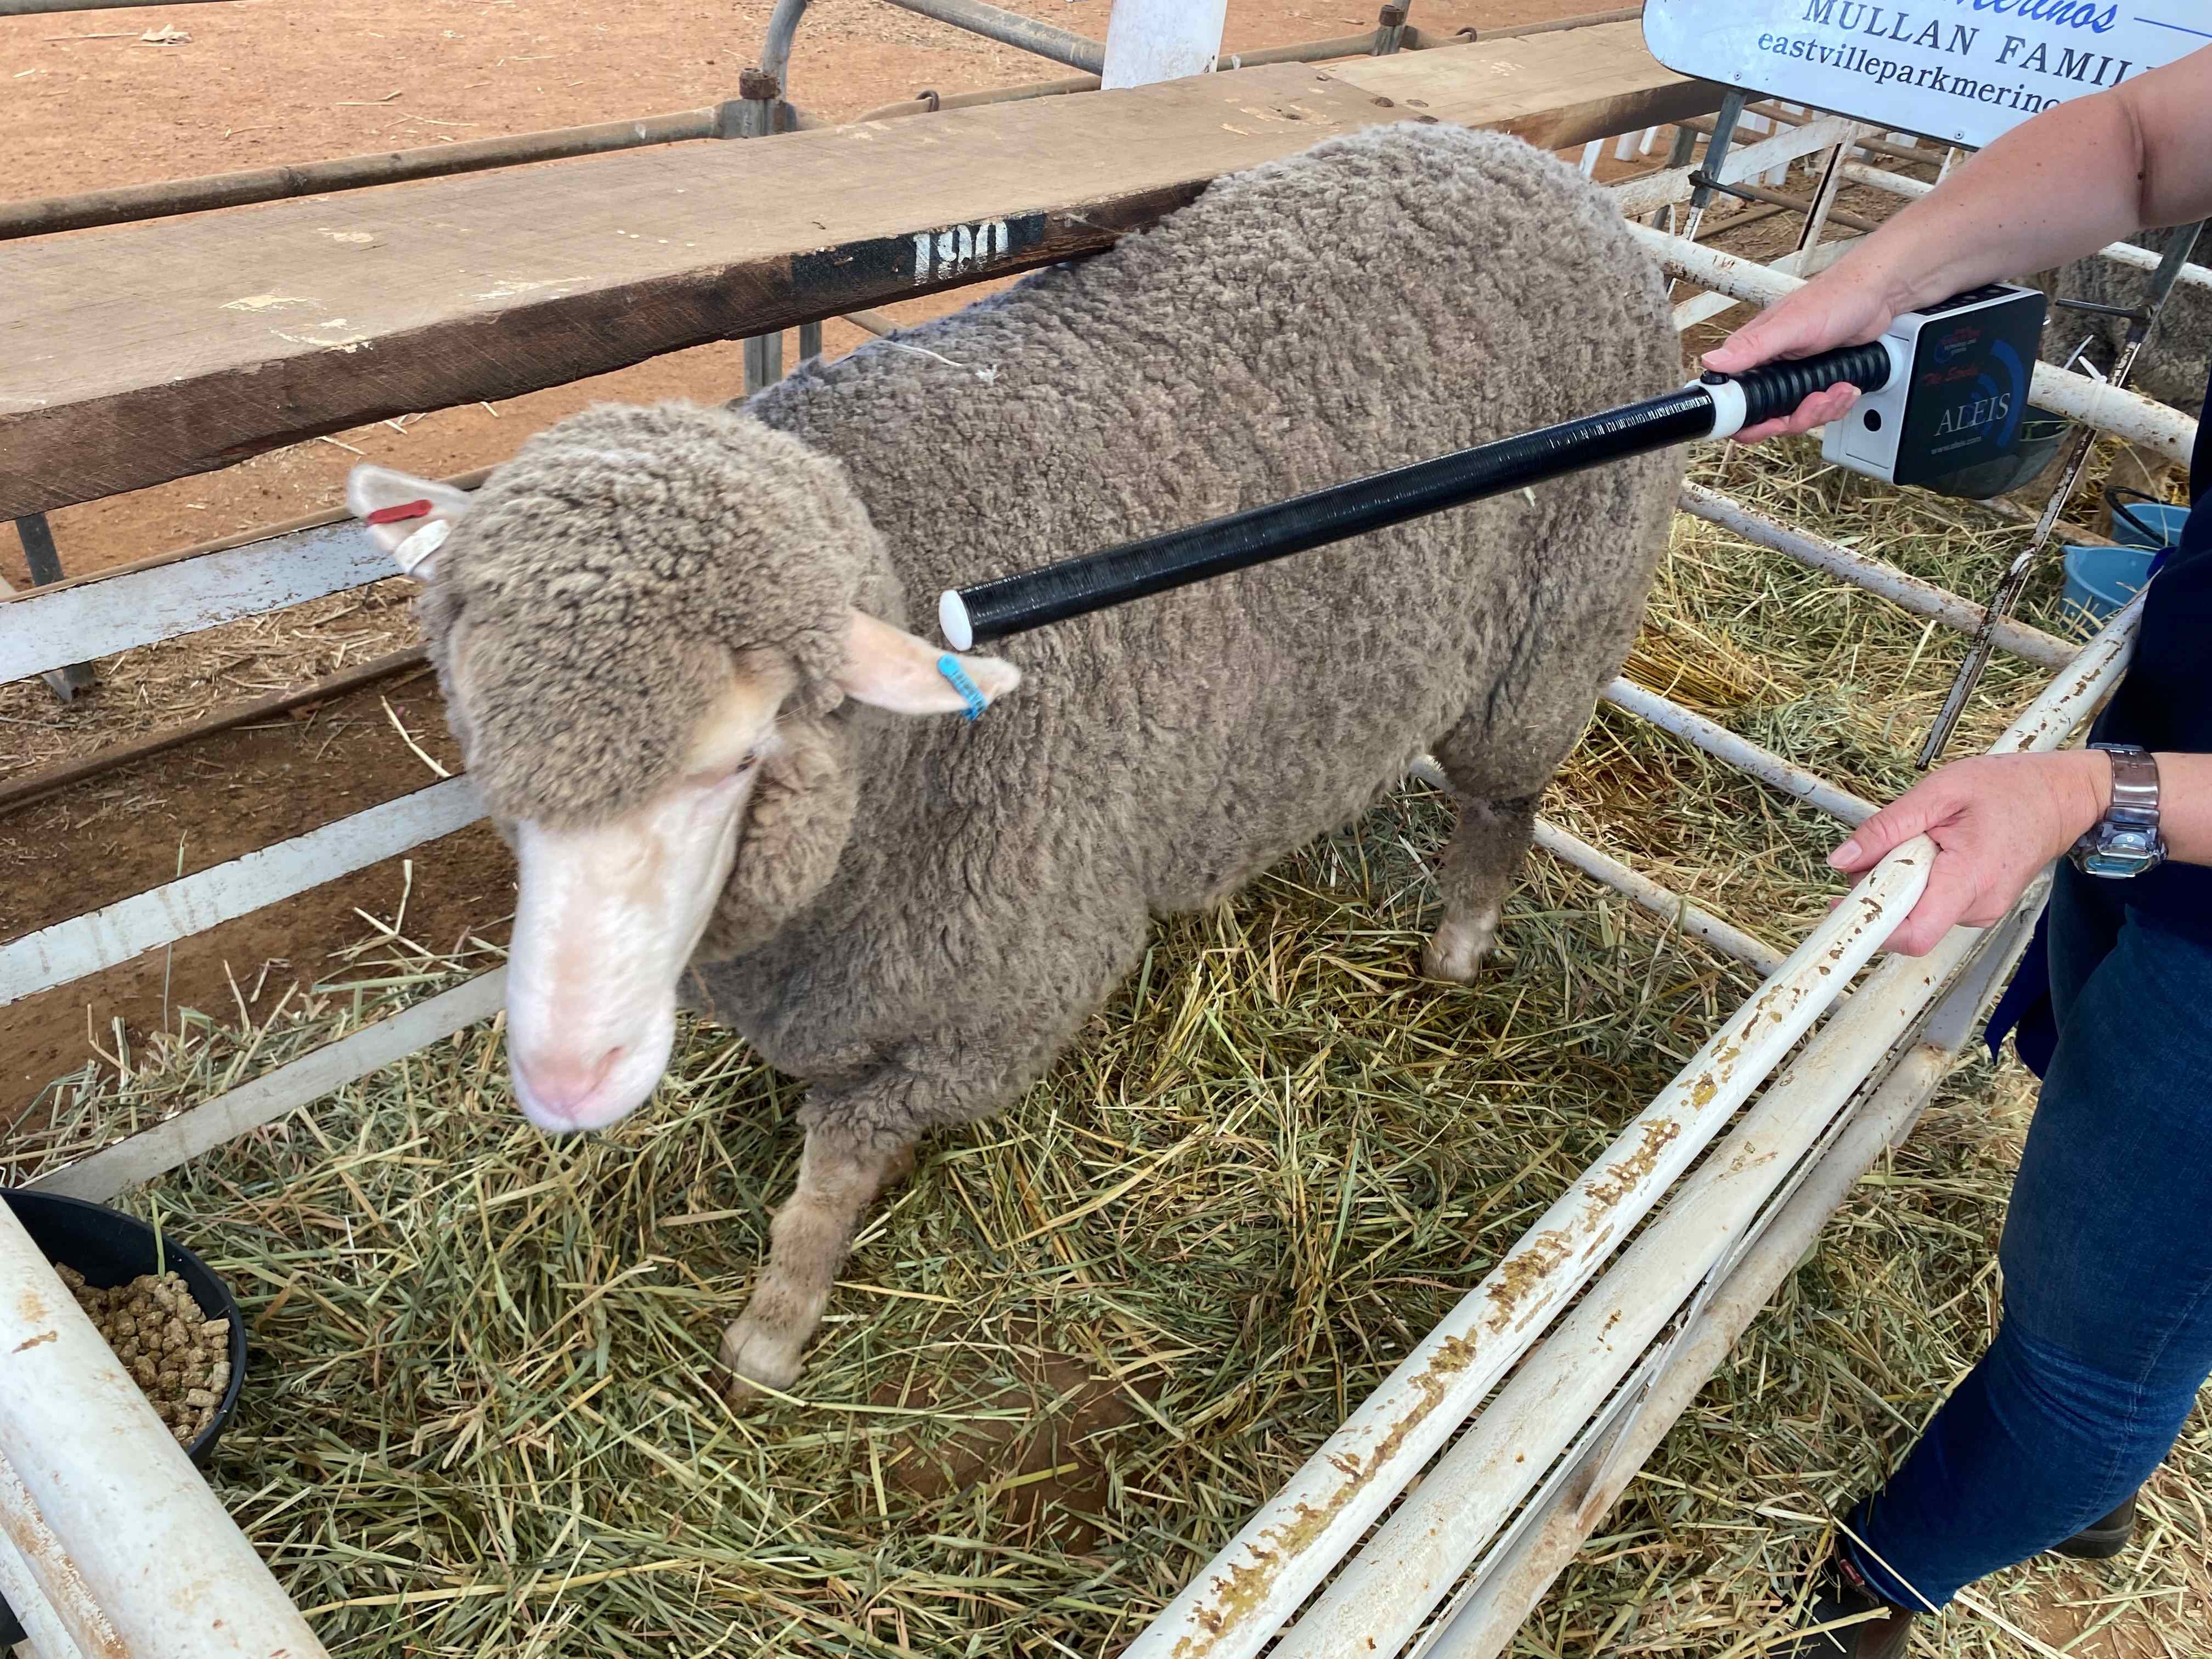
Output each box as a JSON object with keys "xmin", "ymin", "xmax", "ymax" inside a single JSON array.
[
  {"xmin": 348, "ymin": 122, "xmax": 1685, "ymax": 1397},
  {"xmin": 2034, "ymin": 227, "xmax": 2209, "ymax": 420},
  {"xmin": 2029, "ymin": 228, "xmax": 2208, "ymax": 515}
]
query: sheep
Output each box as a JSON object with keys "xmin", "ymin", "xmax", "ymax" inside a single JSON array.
[
  {"xmin": 2034, "ymin": 227, "xmax": 2209, "ymax": 419},
  {"xmin": 347, "ymin": 122, "xmax": 1685, "ymax": 1398},
  {"xmin": 2028, "ymin": 228, "xmax": 2208, "ymax": 517}
]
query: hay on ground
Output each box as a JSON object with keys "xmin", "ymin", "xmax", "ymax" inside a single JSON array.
[{"xmin": 13, "ymin": 438, "xmax": 2207, "ymax": 1658}]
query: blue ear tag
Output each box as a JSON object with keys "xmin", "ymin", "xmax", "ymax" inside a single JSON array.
[{"xmin": 936, "ymin": 654, "xmax": 989, "ymax": 722}]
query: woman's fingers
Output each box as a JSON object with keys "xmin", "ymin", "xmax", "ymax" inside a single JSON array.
[
  {"xmin": 1701, "ymin": 300, "xmax": 1838, "ymax": 374},
  {"xmin": 1703, "ymin": 274, "xmax": 1898, "ymax": 445},
  {"xmin": 1732, "ymin": 381, "xmax": 1863, "ymax": 444},
  {"xmin": 1830, "ymin": 783, "xmax": 1957, "ymax": 876},
  {"xmin": 1883, "ymin": 859, "xmax": 1982, "ymax": 956}
]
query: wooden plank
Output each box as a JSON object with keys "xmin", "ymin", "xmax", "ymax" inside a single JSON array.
[
  {"xmin": 0, "ymin": 520, "xmax": 390, "ymax": 684},
  {"xmin": 30, "ymin": 970, "xmax": 506, "ymax": 1201},
  {"xmin": 0, "ymin": 647, "xmax": 430, "ymax": 816},
  {"xmin": 1325, "ymin": 27, "xmax": 1707, "ymax": 151},
  {"xmin": 0, "ymin": 27, "xmax": 1719, "ymax": 520},
  {"xmin": 0, "ymin": 777, "xmax": 484, "ymax": 1006}
]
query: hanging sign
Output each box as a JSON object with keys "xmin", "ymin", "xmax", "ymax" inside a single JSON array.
[{"xmin": 1642, "ymin": 4, "xmax": 2209, "ymax": 146}]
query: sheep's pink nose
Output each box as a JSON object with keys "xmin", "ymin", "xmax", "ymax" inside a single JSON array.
[{"xmin": 512, "ymin": 1048, "xmax": 623, "ymax": 1122}]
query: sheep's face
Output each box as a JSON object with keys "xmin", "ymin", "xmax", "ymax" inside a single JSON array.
[
  {"xmin": 500, "ymin": 664, "xmax": 781, "ymax": 1132},
  {"xmin": 347, "ymin": 461, "xmax": 1018, "ymax": 1134}
]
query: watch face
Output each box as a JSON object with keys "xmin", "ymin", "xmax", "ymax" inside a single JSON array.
[{"xmin": 2081, "ymin": 842, "xmax": 2162, "ymax": 878}]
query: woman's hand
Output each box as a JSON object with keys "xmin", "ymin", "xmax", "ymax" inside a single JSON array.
[
  {"xmin": 1829, "ymin": 752, "xmax": 2112, "ymax": 955},
  {"xmin": 1701, "ymin": 266, "xmax": 1903, "ymax": 444}
]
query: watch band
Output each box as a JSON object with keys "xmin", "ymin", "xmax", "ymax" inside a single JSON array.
[{"xmin": 2097, "ymin": 744, "xmax": 2160, "ymax": 831}]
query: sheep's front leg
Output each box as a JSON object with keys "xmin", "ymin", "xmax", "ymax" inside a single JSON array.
[{"xmin": 720, "ymin": 1129, "xmax": 916, "ymax": 1400}]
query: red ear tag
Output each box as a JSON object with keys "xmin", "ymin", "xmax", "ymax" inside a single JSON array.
[{"xmin": 365, "ymin": 499, "xmax": 435, "ymax": 525}]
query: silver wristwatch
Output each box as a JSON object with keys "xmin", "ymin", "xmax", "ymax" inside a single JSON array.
[{"xmin": 2069, "ymin": 743, "xmax": 2165, "ymax": 879}]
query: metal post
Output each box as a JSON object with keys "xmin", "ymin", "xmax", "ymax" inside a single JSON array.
[
  {"xmin": 1373, "ymin": 2, "xmax": 1411, "ymax": 55},
  {"xmin": 1792, "ymin": 137, "xmax": 1850, "ymax": 254},
  {"xmin": 744, "ymin": 332, "xmax": 786, "ymax": 394},
  {"xmin": 1101, "ymin": 0, "xmax": 1224, "ymax": 87},
  {"xmin": 714, "ymin": 66, "xmax": 790, "ymax": 396},
  {"xmin": 1675, "ymin": 91, "xmax": 1744, "ymax": 252},
  {"xmin": 1918, "ymin": 218, "xmax": 2208, "ymax": 766},
  {"xmin": 755, "ymin": 0, "xmax": 813, "ymax": 126},
  {"xmin": 1658, "ymin": 122, "xmax": 1699, "ymax": 231},
  {"xmin": 12, "ymin": 515, "xmax": 93, "ymax": 701}
]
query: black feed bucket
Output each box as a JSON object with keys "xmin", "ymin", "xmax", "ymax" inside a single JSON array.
[
  {"xmin": 0, "ymin": 1188, "xmax": 247, "ymax": 1468},
  {"xmin": 1921, "ymin": 406, "xmax": 2072, "ymax": 501}
]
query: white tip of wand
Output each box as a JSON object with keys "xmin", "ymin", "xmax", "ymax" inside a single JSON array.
[
  {"xmin": 938, "ymin": 589, "xmax": 975, "ymax": 652},
  {"xmin": 1701, "ymin": 375, "xmax": 1749, "ymax": 442}
]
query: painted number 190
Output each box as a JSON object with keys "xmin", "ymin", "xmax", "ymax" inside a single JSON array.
[{"xmin": 913, "ymin": 220, "xmax": 1012, "ymax": 284}]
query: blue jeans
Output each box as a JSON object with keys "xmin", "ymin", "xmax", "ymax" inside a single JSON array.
[{"xmin": 1846, "ymin": 864, "xmax": 2212, "ymax": 1610}]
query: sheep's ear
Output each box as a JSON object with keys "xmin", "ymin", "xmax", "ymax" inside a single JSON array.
[
  {"xmin": 346, "ymin": 464, "xmax": 473, "ymax": 582},
  {"xmin": 834, "ymin": 610, "xmax": 1020, "ymax": 718}
]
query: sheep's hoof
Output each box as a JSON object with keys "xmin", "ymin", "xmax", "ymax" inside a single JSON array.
[
  {"xmin": 1423, "ymin": 910, "xmax": 1499, "ymax": 984},
  {"xmin": 718, "ymin": 1318, "xmax": 803, "ymax": 1406}
]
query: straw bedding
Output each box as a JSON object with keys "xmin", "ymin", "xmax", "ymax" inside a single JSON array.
[{"xmin": 13, "ymin": 438, "xmax": 2209, "ymax": 1656}]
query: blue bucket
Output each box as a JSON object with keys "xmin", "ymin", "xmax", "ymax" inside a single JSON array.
[
  {"xmin": 2062, "ymin": 544, "xmax": 2158, "ymax": 624},
  {"xmin": 2107, "ymin": 499, "xmax": 2190, "ymax": 550}
]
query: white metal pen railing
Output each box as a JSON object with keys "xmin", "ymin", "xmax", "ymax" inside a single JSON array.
[{"xmin": 1140, "ymin": 601, "xmax": 2138, "ymax": 1657}]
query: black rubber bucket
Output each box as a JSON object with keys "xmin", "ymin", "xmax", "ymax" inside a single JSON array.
[
  {"xmin": 0, "ymin": 1188, "xmax": 247, "ymax": 1468},
  {"xmin": 1922, "ymin": 407, "xmax": 2072, "ymax": 501}
]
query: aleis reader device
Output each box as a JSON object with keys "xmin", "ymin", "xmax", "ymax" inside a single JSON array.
[{"xmin": 1820, "ymin": 283, "xmax": 2049, "ymax": 489}]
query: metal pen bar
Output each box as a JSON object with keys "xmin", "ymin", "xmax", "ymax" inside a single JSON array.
[
  {"xmin": 1685, "ymin": 170, "xmax": 1880, "ymax": 234},
  {"xmin": 0, "ymin": 110, "xmax": 727, "ymax": 238},
  {"xmin": 878, "ymin": 0, "xmax": 1105, "ymax": 75},
  {"xmin": 1792, "ymin": 137, "xmax": 1851, "ymax": 253},
  {"xmin": 12, "ymin": 515, "xmax": 93, "ymax": 701},
  {"xmin": 0, "ymin": 0, "xmax": 232, "ymax": 12}
]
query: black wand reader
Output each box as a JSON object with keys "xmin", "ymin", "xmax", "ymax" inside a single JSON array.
[
  {"xmin": 1820, "ymin": 283, "xmax": 2049, "ymax": 489},
  {"xmin": 936, "ymin": 287, "xmax": 2047, "ymax": 649}
]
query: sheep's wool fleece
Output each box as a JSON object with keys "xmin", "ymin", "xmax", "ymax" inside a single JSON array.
[{"xmin": 432, "ymin": 122, "xmax": 1685, "ymax": 1144}]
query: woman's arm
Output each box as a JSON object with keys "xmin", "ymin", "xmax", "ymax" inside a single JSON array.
[
  {"xmin": 1830, "ymin": 750, "xmax": 2212, "ymax": 955},
  {"xmin": 1703, "ymin": 42, "xmax": 2212, "ymax": 441}
]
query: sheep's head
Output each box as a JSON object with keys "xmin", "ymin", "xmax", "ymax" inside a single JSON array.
[{"xmin": 347, "ymin": 406, "xmax": 1017, "ymax": 1135}]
